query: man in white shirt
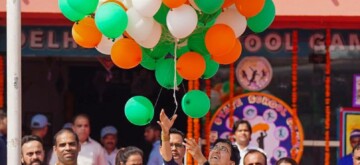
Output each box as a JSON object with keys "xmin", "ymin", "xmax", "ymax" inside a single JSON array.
[
  {"xmin": 232, "ymin": 119, "xmax": 264, "ymax": 165},
  {"xmin": 49, "ymin": 114, "xmax": 107, "ymax": 165},
  {"xmin": 100, "ymin": 125, "xmax": 119, "ymax": 165}
]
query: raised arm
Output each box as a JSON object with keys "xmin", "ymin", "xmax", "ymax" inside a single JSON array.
[
  {"xmin": 183, "ymin": 138, "xmax": 207, "ymax": 165},
  {"xmin": 157, "ymin": 109, "xmax": 177, "ymax": 162}
]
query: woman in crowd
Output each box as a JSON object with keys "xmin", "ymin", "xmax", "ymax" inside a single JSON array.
[
  {"xmin": 275, "ymin": 157, "xmax": 298, "ymax": 165},
  {"xmin": 115, "ymin": 146, "xmax": 143, "ymax": 165}
]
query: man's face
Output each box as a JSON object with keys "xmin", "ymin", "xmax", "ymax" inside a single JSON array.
[
  {"xmin": 73, "ymin": 116, "xmax": 90, "ymax": 143},
  {"xmin": 0, "ymin": 117, "xmax": 7, "ymax": 134},
  {"xmin": 351, "ymin": 137, "xmax": 360, "ymax": 148},
  {"xmin": 243, "ymin": 152, "xmax": 266, "ymax": 165},
  {"xmin": 144, "ymin": 127, "xmax": 157, "ymax": 143},
  {"xmin": 101, "ymin": 134, "xmax": 117, "ymax": 151},
  {"xmin": 21, "ymin": 140, "xmax": 45, "ymax": 165},
  {"xmin": 169, "ymin": 134, "xmax": 186, "ymax": 161},
  {"xmin": 208, "ymin": 142, "xmax": 234, "ymax": 165},
  {"xmin": 234, "ymin": 124, "xmax": 251, "ymax": 145},
  {"xmin": 353, "ymin": 149, "xmax": 360, "ymax": 165},
  {"xmin": 54, "ymin": 131, "xmax": 81, "ymax": 164}
]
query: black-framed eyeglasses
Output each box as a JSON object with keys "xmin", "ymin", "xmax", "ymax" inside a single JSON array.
[
  {"xmin": 211, "ymin": 145, "xmax": 230, "ymax": 153},
  {"xmin": 170, "ymin": 143, "xmax": 184, "ymax": 148}
]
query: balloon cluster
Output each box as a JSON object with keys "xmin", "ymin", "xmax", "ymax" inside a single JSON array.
[{"xmin": 59, "ymin": 0, "xmax": 275, "ymax": 125}]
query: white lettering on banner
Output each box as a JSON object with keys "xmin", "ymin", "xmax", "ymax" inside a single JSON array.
[
  {"xmin": 244, "ymin": 34, "xmax": 262, "ymax": 52},
  {"xmin": 284, "ymin": 33, "xmax": 292, "ymax": 51},
  {"xmin": 330, "ymin": 33, "xmax": 345, "ymax": 51},
  {"xmin": 21, "ymin": 32, "xmax": 26, "ymax": 47},
  {"xmin": 309, "ymin": 33, "xmax": 325, "ymax": 51},
  {"xmin": 63, "ymin": 31, "xmax": 77, "ymax": 49},
  {"xmin": 264, "ymin": 33, "xmax": 282, "ymax": 51},
  {"xmin": 30, "ymin": 30, "xmax": 44, "ymax": 48},
  {"xmin": 48, "ymin": 31, "xmax": 60, "ymax": 49},
  {"xmin": 349, "ymin": 34, "xmax": 360, "ymax": 51}
]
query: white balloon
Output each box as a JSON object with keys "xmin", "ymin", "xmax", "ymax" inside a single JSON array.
[
  {"xmin": 126, "ymin": 7, "xmax": 155, "ymax": 41},
  {"xmin": 96, "ymin": 35, "xmax": 123, "ymax": 55},
  {"xmin": 136, "ymin": 22, "xmax": 162, "ymax": 48},
  {"xmin": 188, "ymin": 0, "xmax": 201, "ymax": 11},
  {"xmin": 166, "ymin": 4, "xmax": 198, "ymax": 39},
  {"xmin": 132, "ymin": 0, "xmax": 162, "ymax": 17},
  {"xmin": 215, "ymin": 8, "xmax": 247, "ymax": 37},
  {"xmin": 121, "ymin": 0, "xmax": 132, "ymax": 8}
]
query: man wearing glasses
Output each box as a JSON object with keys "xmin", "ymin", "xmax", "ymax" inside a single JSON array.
[{"xmin": 158, "ymin": 109, "xmax": 186, "ymax": 165}]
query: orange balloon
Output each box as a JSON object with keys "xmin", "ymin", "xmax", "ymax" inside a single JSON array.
[
  {"xmin": 222, "ymin": 0, "xmax": 234, "ymax": 8},
  {"xmin": 102, "ymin": 0, "xmax": 127, "ymax": 10},
  {"xmin": 205, "ymin": 24, "xmax": 236, "ymax": 57},
  {"xmin": 212, "ymin": 39, "xmax": 242, "ymax": 64},
  {"xmin": 235, "ymin": 0, "xmax": 265, "ymax": 17},
  {"xmin": 163, "ymin": 0, "xmax": 187, "ymax": 8},
  {"xmin": 176, "ymin": 52, "xmax": 206, "ymax": 80},
  {"xmin": 111, "ymin": 38, "xmax": 142, "ymax": 69},
  {"xmin": 72, "ymin": 17, "xmax": 102, "ymax": 48}
]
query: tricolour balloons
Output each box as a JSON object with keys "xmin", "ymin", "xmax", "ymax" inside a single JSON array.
[
  {"xmin": 58, "ymin": 0, "xmax": 85, "ymax": 22},
  {"xmin": 140, "ymin": 51, "xmax": 157, "ymax": 70},
  {"xmin": 182, "ymin": 90, "xmax": 210, "ymax": 118},
  {"xmin": 222, "ymin": 0, "xmax": 234, "ymax": 8},
  {"xmin": 202, "ymin": 54, "xmax": 219, "ymax": 79},
  {"xmin": 212, "ymin": 39, "xmax": 242, "ymax": 64},
  {"xmin": 67, "ymin": 0, "xmax": 99, "ymax": 15},
  {"xmin": 72, "ymin": 17, "xmax": 102, "ymax": 48},
  {"xmin": 194, "ymin": 0, "xmax": 224, "ymax": 14},
  {"xmin": 126, "ymin": 7, "xmax": 155, "ymax": 41},
  {"xmin": 215, "ymin": 8, "xmax": 247, "ymax": 37},
  {"xmin": 205, "ymin": 24, "xmax": 236, "ymax": 57},
  {"xmin": 125, "ymin": 96, "xmax": 154, "ymax": 126},
  {"xmin": 162, "ymin": 0, "xmax": 187, "ymax": 8},
  {"xmin": 136, "ymin": 21, "xmax": 162, "ymax": 49},
  {"xmin": 187, "ymin": 29, "xmax": 209, "ymax": 56},
  {"xmin": 99, "ymin": 0, "xmax": 127, "ymax": 10},
  {"xmin": 188, "ymin": 0, "xmax": 201, "ymax": 11},
  {"xmin": 167, "ymin": 4, "xmax": 198, "ymax": 39},
  {"xmin": 247, "ymin": 0, "xmax": 275, "ymax": 33},
  {"xmin": 95, "ymin": 2, "xmax": 128, "ymax": 39},
  {"xmin": 235, "ymin": 0, "xmax": 265, "ymax": 17},
  {"xmin": 111, "ymin": 38, "xmax": 142, "ymax": 69},
  {"xmin": 155, "ymin": 59, "xmax": 183, "ymax": 89},
  {"xmin": 154, "ymin": 3, "xmax": 170, "ymax": 25},
  {"xmin": 96, "ymin": 35, "xmax": 122, "ymax": 55},
  {"xmin": 176, "ymin": 52, "xmax": 205, "ymax": 80},
  {"xmin": 133, "ymin": 0, "xmax": 162, "ymax": 17}
]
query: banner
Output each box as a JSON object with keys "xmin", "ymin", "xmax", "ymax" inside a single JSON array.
[{"xmin": 209, "ymin": 92, "xmax": 304, "ymax": 164}]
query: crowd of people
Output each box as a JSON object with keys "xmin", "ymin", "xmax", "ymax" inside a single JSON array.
[{"xmin": 0, "ymin": 109, "xmax": 308, "ymax": 165}]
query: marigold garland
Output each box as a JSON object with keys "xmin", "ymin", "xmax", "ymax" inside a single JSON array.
[
  {"xmin": 324, "ymin": 29, "xmax": 331, "ymax": 165},
  {"xmin": 229, "ymin": 63, "xmax": 235, "ymax": 140},
  {"xmin": 187, "ymin": 80, "xmax": 194, "ymax": 165},
  {"xmin": 204, "ymin": 79, "xmax": 211, "ymax": 157},
  {"xmin": 291, "ymin": 30, "xmax": 298, "ymax": 159},
  {"xmin": 0, "ymin": 56, "xmax": 3, "ymax": 108},
  {"xmin": 193, "ymin": 79, "xmax": 200, "ymax": 165}
]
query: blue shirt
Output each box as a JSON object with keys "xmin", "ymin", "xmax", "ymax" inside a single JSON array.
[
  {"xmin": 147, "ymin": 140, "xmax": 163, "ymax": 165},
  {"xmin": 338, "ymin": 154, "xmax": 353, "ymax": 165},
  {"xmin": 0, "ymin": 134, "xmax": 6, "ymax": 165}
]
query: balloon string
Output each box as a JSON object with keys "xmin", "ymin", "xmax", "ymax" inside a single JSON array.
[
  {"xmin": 154, "ymin": 87, "xmax": 163, "ymax": 110},
  {"xmin": 172, "ymin": 38, "xmax": 179, "ymax": 117}
]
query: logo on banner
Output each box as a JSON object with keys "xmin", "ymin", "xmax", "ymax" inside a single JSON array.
[{"xmin": 209, "ymin": 93, "xmax": 304, "ymax": 164}]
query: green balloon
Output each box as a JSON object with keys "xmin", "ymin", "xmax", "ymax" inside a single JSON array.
[
  {"xmin": 58, "ymin": 0, "xmax": 85, "ymax": 22},
  {"xmin": 67, "ymin": 0, "xmax": 99, "ymax": 15},
  {"xmin": 202, "ymin": 54, "xmax": 219, "ymax": 79},
  {"xmin": 154, "ymin": 3, "xmax": 170, "ymax": 25},
  {"xmin": 155, "ymin": 59, "xmax": 183, "ymax": 89},
  {"xmin": 182, "ymin": 90, "xmax": 210, "ymax": 118},
  {"xmin": 169, "ymin": 43, "xmax": 189, "ymax": 58},
  {"xmin": 142, "ymin": 44, "xmax": 168, "ymax": 60},
  {"xmin": 247, "ymin": 0, "xmax": 276, "ymax": 33},
  {"xmin": 140, "ymin": 50, "xmax": 157, "ymax": 70},
  {"xmin": 197, "ymin": 9, "xmax": 221, "ymax": 27},
  {"xmin": 95, "ymin": 3, "xmax": 128, "ymax": 39},
  {"xmin": 188, "ymin": 29, "xmax": 209, "ymax": 55},
  {"xmin": 125, "ymin": 96, "xmax": 154, "ymax": 126},
  {"xmin": 194, "ymin": 0, "xmax": 224, "ymax": 14}
]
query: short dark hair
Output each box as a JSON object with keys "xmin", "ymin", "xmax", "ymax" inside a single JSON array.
[
  {"xmin": 21, "ymin": 135, "xmax": 44, "ymax": 148},
  {"xmin": 353, "ymin": 143, "xmax": 360, "ymax": 154},
  {"xmin": 72, "ymin": 113, "xmax": 90, "ymax": 125},
  {"xmin": 145, "ymin": 123, "xmax": 161, "ymax": 132},
  {"xmin": 213, "ymin": 138, "xmax": 240, "ymax": 165},
  {"xmin": 170, "ymin": 128, "xmax": 185, "ymax": 140},
  {"xmin": 53, "ymin": 128, "xmax": 79, "ymax": 146},
  {"xmin": 244, "ymin": 149, "xmax": 267, "ymax": 165},
  {"xmin": 232, "ymin": 119, "xmax": 252, "ymax": 135},
  {"xmin": 115, "ymin": 146, "xmax": 143, "ymax": 165},
  {"xmin": 276, "ymin": 157, "xmax": 298, "ymax": 165}
]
